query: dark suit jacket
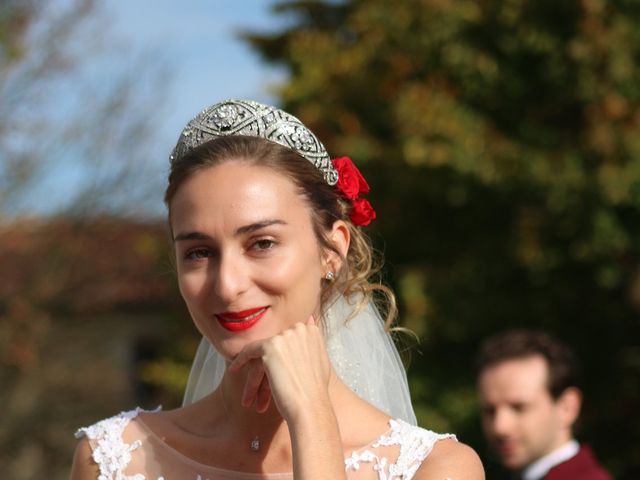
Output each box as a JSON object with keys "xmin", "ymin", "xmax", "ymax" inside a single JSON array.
[{"xmin": 545, "ymin": 445, "xmax": 612, "ymax": 480}]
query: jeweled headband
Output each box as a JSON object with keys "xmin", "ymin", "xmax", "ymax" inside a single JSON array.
[{"xmin": 170, "ymin": 99, "xmax": 339, "ymax": 185}]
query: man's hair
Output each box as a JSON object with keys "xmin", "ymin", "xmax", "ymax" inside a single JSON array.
[{"xmin": 475, "ymin": 329, "xmax": 580, "ymax": 399}]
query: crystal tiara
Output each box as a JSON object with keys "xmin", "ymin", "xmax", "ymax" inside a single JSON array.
[{"xmin": 170, "ymin": 99, "xmax": 339, "ymax": 185}]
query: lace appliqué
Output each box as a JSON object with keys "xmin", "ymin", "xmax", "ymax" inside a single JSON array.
[
  {"xmin": 75, "ymin": 407, "xmax": 159, "ymax": 480},
  {"xmin": 345, "ymin": 419, "xmax": 456, "ymax": 479}
]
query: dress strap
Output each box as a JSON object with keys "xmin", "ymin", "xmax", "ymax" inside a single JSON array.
[
  {"xmin": 344, "ymin": 419, "xmax": 456, "ymax": 479},
  {"xmin": 75, "ymin": 407, "xmax": 158, "ymax": 480}
]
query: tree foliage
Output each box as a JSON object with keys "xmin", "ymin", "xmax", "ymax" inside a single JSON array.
[
  {"xmin": 0, "ymin": 0, "xmax": 167, "ymax": 218},
  {"xmin": 0, "ymin": 2, "xmax": 172, "ymax": 478},
  {"xmin": 245, "ymin": 0, "xmax": 640, "ymax": 475}
]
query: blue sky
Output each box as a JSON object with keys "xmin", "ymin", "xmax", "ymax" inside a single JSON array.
[
  {"xmin": 108, "ymin": 0, "xmax": 288, "ymax": 142},
  {"xmin": 15, "ymin": 0, "xmax": 290, "ymax": 217},
  {"xmin": 107, "ymin": 1, "xmax": 290, "ymax": 216}
]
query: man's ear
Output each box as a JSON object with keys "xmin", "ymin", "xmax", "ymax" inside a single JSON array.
[
  {"xmin": 323, "ymin": 220, "xmax": 350, "ymax": 275},
  {"xmin": 557, "ymin": 387, "xmax": 582, "ymax": 429}
]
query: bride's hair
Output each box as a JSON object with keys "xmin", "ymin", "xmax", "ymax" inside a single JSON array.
[{"xmin": 164, "ymin": 135, "xmax": 397, "ymax": 329}]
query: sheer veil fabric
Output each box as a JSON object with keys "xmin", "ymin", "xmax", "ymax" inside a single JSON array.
[{"xmin": 182, "ymin": 294, "xmax": 417, "ymax": 425}]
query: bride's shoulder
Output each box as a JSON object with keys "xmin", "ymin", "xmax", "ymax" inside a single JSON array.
[
  {"xmin": 343, "ymin": 417, "xmax": 482, "ymax": 479},
  {"xmin": 75, "ymin": 406, "xmax": 160, "ymax": 443},
  {"xmin": 412, "ymin": 433, "xmax": 485, "ymax": 480},
  {"xmin": 373, "ymin": 420, "xmax": 484, "ymax": 480},
  {"xmin": 70, "ymin": 407, "xmax": 161, "ymax": 480},
  {"xmin": 69, "ymin": 436, "xmax": 98, "ymax": 480}
]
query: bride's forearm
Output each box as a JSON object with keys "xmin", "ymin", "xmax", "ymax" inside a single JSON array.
[{"xmin": 288, "ymin": 402, "xmax": 347, "ymax": 480}]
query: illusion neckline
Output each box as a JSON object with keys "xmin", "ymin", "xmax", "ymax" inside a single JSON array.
[{"xmin": 135, "ymin": 408, "xmax": 396, "ymax": 478}]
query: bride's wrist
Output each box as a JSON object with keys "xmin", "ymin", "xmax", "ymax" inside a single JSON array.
[{"xmin": 286, "ymin": 395, "xmax": 337, "ymax": 431}]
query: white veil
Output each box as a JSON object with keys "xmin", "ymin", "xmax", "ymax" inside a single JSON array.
[{"xmin": 182, "ymin": 294, "xmax": 417, "ymax": 425}]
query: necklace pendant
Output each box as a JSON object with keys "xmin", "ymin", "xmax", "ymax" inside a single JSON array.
[{"xmin": 250, "ymin": 436, "xmax": 260, "ymax": 452}]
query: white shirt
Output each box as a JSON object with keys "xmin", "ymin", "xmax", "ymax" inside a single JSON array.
[{"xmin": 522, "ymin": 440, "xmax": 580, "ymax": 480}]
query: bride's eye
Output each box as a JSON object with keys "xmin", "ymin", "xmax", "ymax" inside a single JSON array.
[
  {"xmin": 251, "ymin": 239, "xmax": 276, "ymax": 252},
  {"xmin": 185, "ymin": 248, "xmax": 212, "ymax": 260}
]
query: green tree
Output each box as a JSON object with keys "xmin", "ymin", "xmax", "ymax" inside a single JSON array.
[{"xmin": 245, "ymin": 0, "xmax": 640, "ymax": 475}]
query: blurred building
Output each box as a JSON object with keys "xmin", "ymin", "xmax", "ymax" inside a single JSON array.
[{"xmin": 0, "ymin": 217, "xmax": 191, "ymax": 480}]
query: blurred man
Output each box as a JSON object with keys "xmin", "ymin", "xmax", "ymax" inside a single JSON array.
[{"xmin": 475, "ymin": 330, "xmax": 611, "ymax": 480}]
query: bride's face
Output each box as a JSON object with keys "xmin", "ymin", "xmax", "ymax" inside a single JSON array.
[{"xmin": 170, "ymin": 161, "xmax": 330, "ymax": 360}]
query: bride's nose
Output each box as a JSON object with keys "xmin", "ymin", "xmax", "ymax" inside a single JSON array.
[{"xmin": 212, "ymin": 252, "xmax": 250, "ymax": 303}]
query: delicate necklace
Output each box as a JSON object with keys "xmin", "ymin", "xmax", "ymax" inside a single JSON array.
[{"xmin": 220, "ymin": 381, "xmax": 260, "ymax": 452}]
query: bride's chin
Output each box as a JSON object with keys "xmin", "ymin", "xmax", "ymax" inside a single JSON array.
[
  {"xmin": 209, "ymin": 325, "xmax": 285, "ymax": 358},
  {"xmin": 214, "ymin": 338, "xmax": 254, "ymax": 361}
]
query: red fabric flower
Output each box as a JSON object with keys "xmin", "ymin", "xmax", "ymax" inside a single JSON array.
[
  {"xmin": 350, "ymin": 197, "xmax": 376, "ymax": 226},
  {"xmin": 331, "ymin": 156, "xmax": 376, "ymax": 226},
  {"xmin": 332, "ymin": 156, "xmax": 370, "ymax": 200}
]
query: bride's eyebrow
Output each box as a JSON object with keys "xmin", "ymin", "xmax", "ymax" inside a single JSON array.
[
  {"xmin": 173, "ymin": 231, "xmax": 211, "ymax": 242},
  {"xmin": 173, "ymin": 219, "xmax": 287, "ymax": 243},
  {"xmin": 235, "ymin": 219, "xmax": 286, "ymax": 236}
]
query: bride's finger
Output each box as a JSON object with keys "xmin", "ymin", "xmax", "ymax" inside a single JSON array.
[
  {"xmin": 255, "ymin": 377, "xmax": 272, "ymax": 413},
  {"xmin": 241, "ymin": 359, "xmax": 265, "ymax": 408},
  {"xmin": 228, "ymin": 342, "xmax": 264, "ymax": 373}
]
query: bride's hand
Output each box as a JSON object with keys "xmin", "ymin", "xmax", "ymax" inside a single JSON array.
[{"xmin": 228, "ymin": 316, "xmax": 332, "ymax": 422}]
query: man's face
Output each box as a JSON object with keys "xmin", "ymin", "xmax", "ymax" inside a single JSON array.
[{"xmin": 477, "ymin": 355, "xmax": 569, "ymax": 470}]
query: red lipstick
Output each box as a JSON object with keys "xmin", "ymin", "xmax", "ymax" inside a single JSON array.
[{"xmin": 216, "ymin": 306, "xmax": 268, "ymax": 332}]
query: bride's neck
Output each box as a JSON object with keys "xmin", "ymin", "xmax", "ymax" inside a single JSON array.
[
  {"xmin": 218, "ymin": 371, "xmax": 286, "ymax": 439},
  {"xmin": 216, "ymin": 365, "xmax": 348, "ymax": 444}
]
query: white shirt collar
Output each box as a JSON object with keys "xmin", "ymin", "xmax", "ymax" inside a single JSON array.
[{"xmin": 522, "ymin": 440, "xmax": 580, "ymax": 480}]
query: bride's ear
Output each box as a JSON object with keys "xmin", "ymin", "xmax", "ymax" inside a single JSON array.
[{"xmin": 323, "ymin": 220, "xmax": 350, "ymax": 274}]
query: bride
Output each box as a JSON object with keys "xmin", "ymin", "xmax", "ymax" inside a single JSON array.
[{"xmin": 70, "ymin": 99, "xmax": 484, "ymax": 479}]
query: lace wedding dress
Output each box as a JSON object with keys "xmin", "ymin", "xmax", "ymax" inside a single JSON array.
[{"xmin": 76, "ymin": 408, "xmax": 455, "ymax": 480}]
